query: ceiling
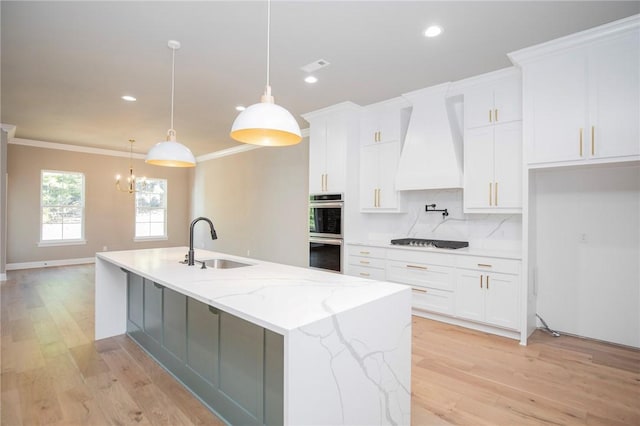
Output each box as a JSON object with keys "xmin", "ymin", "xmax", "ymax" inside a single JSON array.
[{"xmin": 2, "ymin": 1, "xmax": 638, "ymax": 157}]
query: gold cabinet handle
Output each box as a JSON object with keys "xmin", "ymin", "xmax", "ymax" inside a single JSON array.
[
  {"xmin": 579, "ymin": 128, "xmax": 583, "ymax": 157},
  {"xmin": 406, "ymin": 264, "xmax": 428, "ymax": 270},
  {"xmin": 359, "ymin": 251, "xmax": 370, "ymax": 255},
  {"xmin": 359, "ymin": 260, "xmax": 370, "ymax": 265},
  {"xmin": 477, "ymin": 263, "xmax": 493, "ymax": 268},
  {"xmin": 495, "ymin": 108, "xmax": 498, "ymax": 122},
  {"xmin": 489, "ymin": 109, "xmax": 492, "ymax": 123},
  {"xmin": 480, "ymin": 274, "xmax": 483, "ymax": 289},
  {"xmin": 360, "ymin": 272, "xmax": 370, "ymax": 277},
  {"xmin": 411, "ymin": 287, "xmax": 427, "ymax": 293},
  {"xmin": 495, "ymin": 182, "xmax": 498, "ymax": 206},
  {"xmin": 591, "ymin": 126, "xmax": 595, "ymax": 156},
  {"xmin": 324, "ymin": 174, "xmax": 328, "ymax": 191},
  {"xmin": 487, "ymin": 275, "xmax": 490, "ymax": 290},
  {"xmin": 489, "ymin": 182, "xmax": 493, "ymax": 206}
]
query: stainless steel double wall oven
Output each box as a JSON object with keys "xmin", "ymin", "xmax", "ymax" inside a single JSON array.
[{"xmin": 308, "ymin": 193, "xmax": 343, "ymax": 272}]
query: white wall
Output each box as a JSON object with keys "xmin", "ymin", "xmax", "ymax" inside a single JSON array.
[
  {"xmin": 191, "ymin": 141, "xmax": 309, "ymax": 268},
  {"xmin": 533, "ymin": 164, "xmax": 640, "ymax": 347}
]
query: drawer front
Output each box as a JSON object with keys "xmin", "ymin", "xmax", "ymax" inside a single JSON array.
[
  {"xmin": 348, "ymin": 265, "xmax": 386, "ymax": 281},
  {"xmin": 387, "ymin": 248, "xmax": 453, "ymax": 267},
  {"xmin": 348, "ymin": 255, "xmax": 386, "ymax": 269},
  {"xmin": 348, "ymin": 245, "xmax": 386, "ymax": 259},
  {"xmin": 387, "ymin": 260, "xmax": 454, "ymax": 291},
  {"xmin": 455, "ymin": 255, "xmax": 521, "ymax": 275},
  {"xmin": 410, "ymin": 286, "xmax": 454, "ymax": 315}
]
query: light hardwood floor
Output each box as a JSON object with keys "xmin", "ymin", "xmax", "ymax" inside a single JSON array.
[{"xmin": 1, "ymin": 265, "xmax": 638, "ymax": 425}]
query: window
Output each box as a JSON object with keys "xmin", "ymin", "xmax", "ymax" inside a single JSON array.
[
  {"xmin": 135, "ymin": 178, "xmax": 167, "ymax": 239},
  {"xmin": 40, "ymin": 170, "xmax": 85, "ymax": 244}
]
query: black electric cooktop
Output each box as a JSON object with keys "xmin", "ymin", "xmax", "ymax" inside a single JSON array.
[{"xmin": 390, "ymin": 238, "xmax": 469, "ymax": 250}]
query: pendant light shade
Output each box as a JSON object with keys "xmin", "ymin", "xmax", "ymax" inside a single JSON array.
[
  {"xmin": 146, "ymin": 40, "xmax": 196, "ymax": 167},
  {"xmin": 231, "ymin": 87, "xmax": 302, "ymax": 146},
  {"xmin": 230, "ymin": 0, "xmax": 301, "ymax": 147}
]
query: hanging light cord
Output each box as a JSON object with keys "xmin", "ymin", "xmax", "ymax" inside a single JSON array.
[
  {"xmin": 266, "ymin": 0, "xmax": 271, "ymax": 91},
  {"xmin": 170, "ymin": 45, "xmax": 176, "ymax": 131}
]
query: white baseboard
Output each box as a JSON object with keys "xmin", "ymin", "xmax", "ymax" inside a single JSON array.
[{"xmin": 6, "ymin": 257, "xmax": 95, "ymax": 271}]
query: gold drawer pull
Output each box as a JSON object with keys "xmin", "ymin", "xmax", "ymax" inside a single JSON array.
[
  {"xmin": 411, "ymin": 287, "xmax": 427, "ymax": 293},
  {"xmin": 489, "ymin": 109, "xmax": 492, "ymax": 123},
  {"xmin": 477, "ymin": 263, "xmax": 492, "ymax": 268},
  {"xmin": 480, "ymin": 274, "xmax": 483, "ymax": 289},
  {"xmin": 495, "ymin": 109, "xmax": 498, "ymax": 122},
  {"xmin": 359, "ymin": 260, "xmax": 370, "ymax": 265},
  {"xmin": 359, "ymin": 251, "xmax": 370, "ymax": 255},
  {"xmin": 406, "ymin": 264, "xmax": 428, "ymax": 270},
  {"xmin": 591, "ymin": 126, "xmax": 595, "ymax": 156},
  {"xmin": 579, "ymin": 128, "xmax": 583, "ymax": 157},
  {"xmin": 360, "ymin": 272, "xmax": 370, "ymax": 277},
  {"xmin": 487, "ymin": 275, "xmax": 490, "ymax": 290}
]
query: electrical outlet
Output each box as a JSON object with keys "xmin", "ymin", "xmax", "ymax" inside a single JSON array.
[
  {"xmin": 579, "ymin": 233, "xmax": 588, "ymax": 244},
  {"xmin": 102, "ymin": 246, "xmax": 108, "ymax": 251}
]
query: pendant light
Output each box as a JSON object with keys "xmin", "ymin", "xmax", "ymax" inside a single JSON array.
[
  {"xmin": 230, "ymin": 0, "xmax": 302, "ymax": 146},
  {"xmin": 145, "ymin": 40, "xmax": 196, "ymax": 167}
]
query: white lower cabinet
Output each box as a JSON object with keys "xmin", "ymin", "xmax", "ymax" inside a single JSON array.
[
  {"xmin": 346, "ymin": 244, "xmax": 386, "ymax": 280},
  {"xmin": 455, "ymin": 256, "xmax": 520, "ymax": 330},
  {"xmin": 344, "ymin": 244, "xmax": 521, "ymax": 337}
]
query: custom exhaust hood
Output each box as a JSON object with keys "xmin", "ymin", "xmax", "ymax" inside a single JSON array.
[{"xmin": 395, "ymin": 83, "xmax": 463, "ymax": 190}]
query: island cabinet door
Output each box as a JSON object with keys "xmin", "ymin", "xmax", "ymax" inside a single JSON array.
[
  {"xmin": 126, "ymin": 272, "xmax": 144, "ymax": 331},
  {"xmin": 143, "ymin": 279, "xmax": 163, "ymax": 343},
  {"xmin": 186, "ymin": 298, "xmax": 219, "ymax": 385},
  {"xmin": 163, "ymin": 287, "xmax": 187, "ymax": 362}
]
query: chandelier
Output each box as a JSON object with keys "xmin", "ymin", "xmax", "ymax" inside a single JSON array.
[{"xmin": 116, "ymin": 139, "xmax": 146, "ymax": 193}]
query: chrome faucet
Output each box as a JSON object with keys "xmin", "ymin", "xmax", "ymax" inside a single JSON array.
[{"xmin": 188, "ymin": 217, "xmax": 218, "ymax": 266}]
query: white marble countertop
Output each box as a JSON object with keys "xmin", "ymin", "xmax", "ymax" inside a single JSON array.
[
  {"xmin": 347, "ymin": 240, "xmax": 522, "ymax": 260},
  {"xmin": 97, "ymin": 246, "xmax": 408, "ymax": 335}
]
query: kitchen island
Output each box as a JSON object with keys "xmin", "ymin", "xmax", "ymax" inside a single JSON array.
[{"xmin": 95, "ymin": 247, "xmax": 411, "ymax": 425}]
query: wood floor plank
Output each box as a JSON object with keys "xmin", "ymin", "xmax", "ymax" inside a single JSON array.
[{"xmin": 16, "ymin": 366, "xmax": 64, "ymax": 425}]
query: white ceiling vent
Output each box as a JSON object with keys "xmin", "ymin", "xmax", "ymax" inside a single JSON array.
[{"xmin": 300, "ymin": 59, "xmax": 330, "ymax": 73}]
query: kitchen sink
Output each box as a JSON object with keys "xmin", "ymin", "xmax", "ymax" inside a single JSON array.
[{"xmin": 199, "ymin": 258, "xmax": 252, "ymax": 269}]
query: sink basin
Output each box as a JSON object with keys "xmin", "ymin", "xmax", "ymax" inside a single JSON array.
[{"xmin": 200, "ymin": 258, "xmax": 252, "ymax": 269}]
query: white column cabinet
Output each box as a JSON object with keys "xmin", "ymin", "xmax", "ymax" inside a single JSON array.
[
  {"xmin": 359, "ymin": 141, "xmax": 401, "ymax": 211},
  {"xmin": 520, "ymin": 29, "xmax": 639, "ymax": 166},
  {"xmin": 303, "ymin": 103, "xmax": 361, "ymax": 194},
  {"xmin": 464, "ymin": 122, "xmax": 522, "ymax": 212}
]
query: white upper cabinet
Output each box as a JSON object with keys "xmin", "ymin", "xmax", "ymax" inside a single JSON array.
[
  {"xmin": 360, "ymin": 97, "xmax": 409, "ymax": 145},
  {"xmin": 303, "ymin": 103, "xmax": 361, "ymax": 194},
  {"xmin": 464, "ymin": 122, "xmax": 522, "ymax": 213},
  {"xmin": 510, "ymin": 17, "xmax": 639, "ymax": 167},
  {"xmin": 463, "ymin": 69, "xmax": 522, "ymax": 129}
]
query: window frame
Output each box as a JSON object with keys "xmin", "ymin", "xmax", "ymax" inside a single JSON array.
[
  {"xmin": 39, "ymin": 169, "xmax": 86, "ymax": 247},
  {"xmin": 134, "ymin": 177, "xmax": 168, "ymax": 241}
]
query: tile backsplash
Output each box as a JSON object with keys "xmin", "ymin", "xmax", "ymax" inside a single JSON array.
[{"xmin": 352, "ymin": 189, "xmax": 522, "ymax": 251}]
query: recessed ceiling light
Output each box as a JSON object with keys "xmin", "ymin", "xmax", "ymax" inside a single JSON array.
[
  {"xmin": 235, "ymin": 105, "xmax": 246, "ymax": 111},
  {"xmin": 424, "ymin": 25, "xmax": 443, "ymax": 38},
  {"xmin": 304, "ymin": 75, "xmax": 318, "ymax": 84},
  {"xmin": 121, "ymin": 95, "xmax": 137, "ymax": 102}
]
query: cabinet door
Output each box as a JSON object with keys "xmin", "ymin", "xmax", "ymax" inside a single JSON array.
[
  {"xmin": 377, "ymin": 141, "xmax": 400, "ymax": 209},
  {"xmin": 360, "ymin": 110, "xmax": 379, "ymax": 145},
  {"xmin": 308, "ymin": 120, "xmax": 327, "ymax": 193},
  {"xmin": 484, "ymin": 273, "xmax": 519, "ymax": 330},
  {"xmin": 163, "ymin": 287, "xmax": 186, "ymax": 362},
  {"xmin": 359, "ymin": 144, "xmax": 379, "ymax": 209},
  {"xmin": 493, "ymin": 75, "xmax": 522, "ymax": 125},
  {"xmin": 455, "ymin": 270, "xmax": 485, "ymax": 322},
  {"xmin": 186, "ymin": 298, "xmax": 219, "ymax": 385},
  {"xmin": 589, "ymin": 31, "xmax": 640, "ymax": 159},
  {"xmin": 127, "ymin": 273, "xmax": 144, "ymax": 329},
  {"xmin": 324, "ymin": 116, "xmax": 347, "ymax": 193},
  {"xmin": 493, "ymin": 122, "xmax": 522, "ymax": 209},
  {"xmin": 464, "ymin": 127, "xmax": 494, "ymax": 209},
  {"xmin": 219, "ymin": 311, "xmax": 265, "ymax": 423},
  {"xmin": 527, "ymin": 49, "xmax": 589, "ymax": 164},
  {"xmin": 379, "ymin": 106, "xmax": 402, "ymax": 143},
  {"xmin": 464, "ymin": 85, "xmax": 494, "ymax": 129},
  {"xmin": 143, "ymin": 280, "xmax": 163, "ymax": 343}
]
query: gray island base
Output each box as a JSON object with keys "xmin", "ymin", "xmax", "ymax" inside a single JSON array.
[{"xmin": 95, "ymin": 247, "xmax": 411, "ymax": 425}]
